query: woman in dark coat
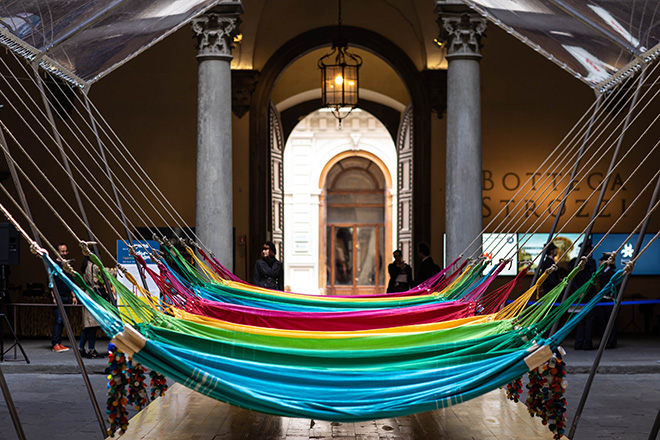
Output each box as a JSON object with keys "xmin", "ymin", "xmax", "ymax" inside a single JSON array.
[{"xmin": 253, "ymin": 241, "xmax": 284, "ymax": 290}]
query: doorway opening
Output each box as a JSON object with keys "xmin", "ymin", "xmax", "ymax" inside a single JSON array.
[
  {"xmin": 325, "ymin": 156, "xmax": 386, "ymax": 295},
  {"xmin": 282, "ymin": 108, "xmax": 396, "ymax": 295}
]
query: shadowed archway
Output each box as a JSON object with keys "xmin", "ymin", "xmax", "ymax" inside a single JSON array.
[{"xmin": 249, "ymin": 25, "xmax": 434, "ymax": 280}]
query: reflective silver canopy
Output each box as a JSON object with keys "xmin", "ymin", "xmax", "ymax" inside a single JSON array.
[
  {"xmin": 458, "ymin": 0, "xmax": 660, "ymax": 91},
  {"xmin": 0, "ymin": 0, "xmax": 219, "ymax": 88},
  {"xmin": 2, "ymin": 1, "xmax": 658, "ymax": 91}
]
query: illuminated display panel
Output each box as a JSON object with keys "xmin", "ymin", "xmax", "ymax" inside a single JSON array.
[{"xmin": 592, "ymin": 233, "xmax": 660, "ymax": 276}]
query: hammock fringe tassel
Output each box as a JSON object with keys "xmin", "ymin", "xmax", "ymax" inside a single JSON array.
[
  {"xmin": 127, "ymin": 361, "xmax": 149, "ymax": 411},
  {"xmin": 106, "ymin": 343, "xmax": 168, "ymax": 437},
  {"xmin": 525, "ymin": 350, "xmax": 568, "ymax": 439},
  {"xmin": 107, "ymin": 343, "xmax": 129, "ymax": 437},
  {"xmin": 149, "ymin": 370, "xmax": 169, "ymax": 400},
  {"xmin": 504, "ymin": 377, "xmax": 523, "ymax": 402}
]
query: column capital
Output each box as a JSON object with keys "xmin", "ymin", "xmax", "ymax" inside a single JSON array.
[
  {"xmin": 191, "ymin": 6, "xmax": 242, "ymax": 61},
  {"xmin": 436, "ymin": 13, "xmax": 487, "ymax": 60}
]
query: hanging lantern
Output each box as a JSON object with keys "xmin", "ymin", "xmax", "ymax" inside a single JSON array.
[{"xmin": 318, "ymin": 0, "xmax": 362, "ymax": 124}]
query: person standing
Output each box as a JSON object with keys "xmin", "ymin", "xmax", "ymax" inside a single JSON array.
[
  {"xmin": 78, "ymin": 255, "xmax": 108, "ymax": 358},
  {"xmin": 50, "ymin": 243, "xmax": 77, "ymax": 352},
  {"xmin": 415, "ymin": 243, "xmax": 440, "ymax": 286},
  {"xmin": 253, "ymin": 241, "xmax": 283, "ymax": 290},
  {"xmin": 595, "ymin": 252, "xmax": 617, "ymax": 349},
  {"xmin": 387, "ymin": 249, "xmax": 413, "ymax": 293},
  {"xmin": 572, "ymin": 240, "xmax": 597, "ymax": 350},
  {"xmin": 539, "ymin": 241, "xmax": 561, "ymax": 294}
]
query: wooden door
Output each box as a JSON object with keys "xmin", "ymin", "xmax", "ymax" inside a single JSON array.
[{"xmin": 326, "ymin": 224, "xmax": 384, "ymax": 295}]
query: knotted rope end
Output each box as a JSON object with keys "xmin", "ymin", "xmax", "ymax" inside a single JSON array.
[
  {"xmin": 524, "ymin": 344, "xmax": 553, "ymax": 371},
  {"xmin": 30, "ymin": 242, "xmax": 46, "ymax": 256},
  {"xmin": 580, "ymin": 256, "xmax": 588, "ymax": 268},
  {"xmin": 624, "ymin": 261, "xmax": 634, "ymax": 274},
  {"xmin": 607, "ymin": 251, "xmax": 617, "ymax": 265},
  {"xmin": 79, "ymin": 241, "xmax": 96, "ymax": 256},
  {"xmin": 62, "ymin": 259, "xmax": 75, "ymax": 274},
  {"xmin": 111, "ymin": 324, "xmax": 147, "ymax": 357}
]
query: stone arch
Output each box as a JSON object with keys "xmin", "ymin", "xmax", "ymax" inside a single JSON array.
[{"xmin": 318, "ymin": 149, "xmax": 394, "ymax": 191}]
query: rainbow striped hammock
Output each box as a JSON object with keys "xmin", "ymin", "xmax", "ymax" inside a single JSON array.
[
  {"xmin": 43, "ymin": 250, "xmax": 620, "ymax": 422},
  {"xmin": 137, "ymin": 248, "xmax": 520, "ymax": 331},
  {"xmin": 162, "ymin": 246, "xmax": 495, "ymax": 312}
]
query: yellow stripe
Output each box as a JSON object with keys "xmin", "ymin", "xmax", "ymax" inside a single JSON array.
[{"xmin": 168, "ymin": 307, "xmax": 495, "ymax": 338}]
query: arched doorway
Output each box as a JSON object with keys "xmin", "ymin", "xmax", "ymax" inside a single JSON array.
[
  {"xmin": 249, "ymin": 26, "xmax": 432, "ymax": 278},
  {"xmin": 324, "ymin": 156, "xmax": 388, "ymax": 295}
]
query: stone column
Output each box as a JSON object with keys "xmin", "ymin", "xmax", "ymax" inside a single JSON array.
[
  {"xmin": 191, "ymin": 5, "xmax": 242, "ymax": 269},
  {"xmin": 436, "ymin": 4, "xmax": 487, "ymax": 262}
]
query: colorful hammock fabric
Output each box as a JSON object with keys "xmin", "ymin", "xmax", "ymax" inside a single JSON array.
[
  {"xmin": 136, "ymin": 255, "xmax": 517, "ymax": 331},
  {"xmin": 42, "ymin": 249, "xmax": 621, "ymax": 423},
  {"xmin": 193, "ymin": 246, "xmax": 464, "ymax": 298},
  {"xmin": 160, "ymin": 246, "xmax": 499, "ymax": 312}
]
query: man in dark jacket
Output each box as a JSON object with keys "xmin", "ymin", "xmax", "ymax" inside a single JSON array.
[
  {"xmin": 50, "ymin": 243, "xmax": 77, "ymax": 352},
  {"xmin": 415, "ymin": 243, "xmax": 440, "ymax": 286},
  {"xmin": 539, "ymin": 241, "xmax": 561, "ymax": 294},
  {"xmin": 253, "ymin": 241, "xmax": 284, "ymax": 290},
  {"xmin": 571, "ymin": 239, "xmax": 597, "ymax": 350}
]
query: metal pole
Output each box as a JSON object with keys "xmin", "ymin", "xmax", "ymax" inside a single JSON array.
[
  {"xmin": 531, "ymin": 94, "xmax": 603, "ymax": 285},
  {"xmin": 0, "ymin": 121, "xmax": 108, "ymax": 436},
  {"xmin": 569, "ymin": 173, "xmax": 660, "ymax": 439},
  {"xmin": 550, "ymin": 68, "xmax": 647, "ymax": 336},
  {"xmin": 649, "ymin": 404, "xmax": 660, "ymax": 440},
  {"xmin": 0, "ymin": 364, "xmax": 26, "ymax": 440}
]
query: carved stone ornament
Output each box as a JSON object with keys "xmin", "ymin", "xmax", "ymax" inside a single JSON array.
[
  {"xmin": 231, "ymin": 70, "xmax": 259, "ymax": 118},
  {"xmin": 421, "ymin": 69, "xmax": 448, "ymax": 118},
  {"xmin": 191, "ymin": 13, "xmax": 241, "ymax": 60},
  {"xmin": 437, "ymin": 14, "xmax": 487, "ymax": 59}
]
